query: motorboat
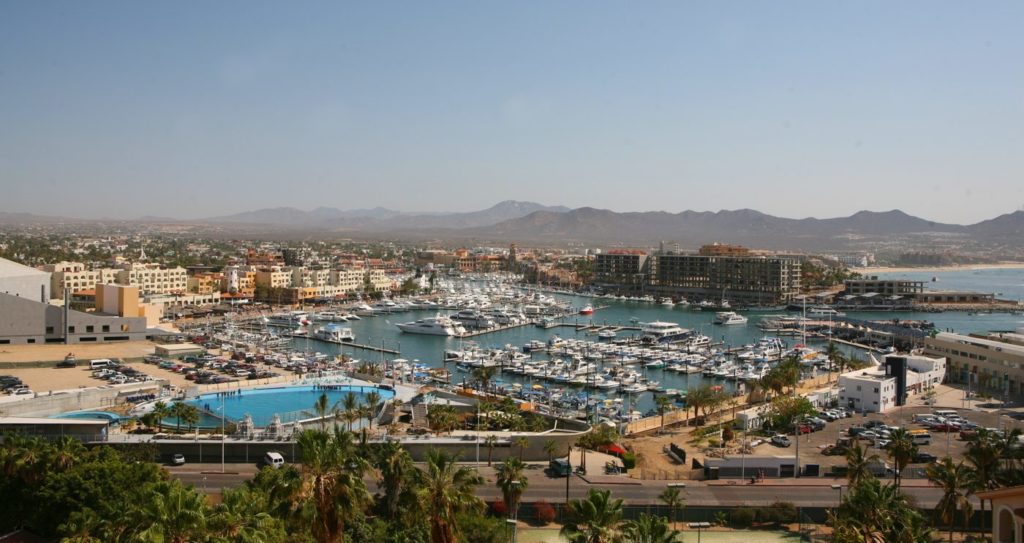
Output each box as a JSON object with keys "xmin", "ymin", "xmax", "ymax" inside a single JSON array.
[
  {"xmin": 640, "ymin": 321, "xmax": 690, "ymax": 344},
  {"xmin": 713, "ymin": 311, "xmax": 748, "ymax": 325},
  {"xmin": 579, "ymin": 305, "xmax": 594, "ymax": 316},
  {"xmin": 313, "ymin": 324, "xmax": 355, "ymax": 343},
  {"xmin": 597, "ymin": 330, "xmax": 617, "ymax": 339},
  {"xmin": 396, "ymin": 316, "xmax": 467, "ymax": 336}
]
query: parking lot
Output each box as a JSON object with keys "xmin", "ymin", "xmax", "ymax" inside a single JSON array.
[{"xmin": 749, "ymin": 403, "xmax": 1023, "ymax": 476}]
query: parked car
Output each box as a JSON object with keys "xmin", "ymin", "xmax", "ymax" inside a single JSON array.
[
  {"xmin": 771, "ymin": 435, "xmax": 792, "ymax": 447},
  {"xmin": 171, "ymin": 454, "xmax": 186, "ymax": 466},
  {"xmin": 913, "ymin": 452, "xmax": 938, "ymax": 463}
]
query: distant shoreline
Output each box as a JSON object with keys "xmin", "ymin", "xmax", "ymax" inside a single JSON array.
[{"xmin": 853, "ymin": 262, "xmax": 1024, "ymax": 274}]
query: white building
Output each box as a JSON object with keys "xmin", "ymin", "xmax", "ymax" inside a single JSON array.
[
  {"xmin": 838, "ymin": 354, "xmax": 946, "ymax": 413},
  {"xmin": 0, "ymin": 257, "xmax": 51, "ymax": 302}
]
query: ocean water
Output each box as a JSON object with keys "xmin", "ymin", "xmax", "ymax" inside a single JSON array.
[{"xmin": 874, "ymin": 267, "xmax": 1024, "ymax": 302}]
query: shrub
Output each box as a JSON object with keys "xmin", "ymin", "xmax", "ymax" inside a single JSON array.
[
  {"xmin": 721, "ymin": 426, "xmax": 734, "ymax": 442},
  {"xmin": 533, "ymin": 500, "xmax": 556, "ymax": 524},
  {"xmin": 766, "ymin": 501, "xmax": 797, "ymax": 524},
  {"xmin": 621, "ymin": 452, "xmax": 637, "ymax": 470},
  {"xmin": 729, "ymin": 507, "xmax": 756, "ymax": 528}
]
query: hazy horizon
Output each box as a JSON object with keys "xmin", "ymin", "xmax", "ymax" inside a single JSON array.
[{"xmin": 2, "ymin": 2, "xmax": 1023, "ymax": 222}]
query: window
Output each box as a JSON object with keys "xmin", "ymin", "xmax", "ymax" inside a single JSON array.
[
  {"xmin": 27, "ymin": 339, "xmax": 35, "ymax": 344},
  {"xmin": 45, "ymin": 326, "xmax": 54, "ymax": 334},
  {"xmin": 86, "ymin": 325, "xmax": 94, "ymax": 333},
  {"xmin": 121, "ymin": 324, "xmax": 129, "ymax": 332},
  {"xmin": 102, "ymin": 325, "xmax": 110, "ymax": 332},
  {"xmin": 68, "ymin": 326, "xmax": 75, "ymax": 333}
]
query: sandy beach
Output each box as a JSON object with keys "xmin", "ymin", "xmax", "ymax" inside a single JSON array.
[{"xmin": 853, "ymin": 262, "xmax": 1024, "ymax": 274}]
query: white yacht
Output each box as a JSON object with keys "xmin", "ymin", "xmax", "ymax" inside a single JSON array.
[
  {"xmin": 640, "ymin": 321, "xmax": 690, "ymax": 344},
  {"xmin": 807, "ymin": 307, "xmax": 846, "ymax": 318},
  {"xmin": 313, "ymin": 324, "xmax": 355, "ymax": 343},
  {"xmin": 713, "ymin": 311, "xmax": 748, "ymax": 325},
  {"xmin": 396, "ymin": 316, "xmax": 467, "ymax": 336}
]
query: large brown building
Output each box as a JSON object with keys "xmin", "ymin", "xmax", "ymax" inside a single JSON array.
[{"xmin": 648, "ymin": 254, "xmax": 802, "ymax": 305}]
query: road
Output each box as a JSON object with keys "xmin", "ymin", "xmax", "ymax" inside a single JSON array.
[{"xmin": 167, "ymin": 463, "xmax": 950, "ymax": 508}]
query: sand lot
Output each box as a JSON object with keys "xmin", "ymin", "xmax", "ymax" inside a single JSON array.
[
  {"xmin": 0, "ymin": 361, "xmax": 197, "ymax": 394},
  {"xmin": 0, "ymin": 341, "xmax": 160, "ymax": 364}
]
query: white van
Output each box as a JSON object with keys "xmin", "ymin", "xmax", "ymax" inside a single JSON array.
[
  {"xmin": 934, "ymin": 410, "xmax": 958, "ymax": 418},
  {"xmin": 912, "ymin": 433, "xmax": 932, "ymax": 446},
  {"xmin": 90, "ymin": 359, "xmax": 113, "ymax": 369},
  {"xmin": 264, "ymin": 452, "xmax": 285, "ymax": 469}
]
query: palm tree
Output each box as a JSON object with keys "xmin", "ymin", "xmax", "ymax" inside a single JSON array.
[
  {"xmin": 513, "ymin": 436, "xmax": 530, "ymax": 461},
  {"xmin": 169, "ymin": 403, "xmax": 192, "ymax": 433},
  {"xmin": 375, "ymin": 440, "xmax": 414, "ymax": 521},
  {"xmin": 293, "ymin": 429, "xmax": 370, "ymax": 542},
  {"xmin": 886, "ymin": 428, "xmax": 917, "ymax": 488},
  {"xmin": 416, "ymin": 449, "xmax": 484, "ymax": 543},
  {"xmin": 824, "ymin": 342, "xmax": 844, "ymax": 382},
  {"xmin": 178, "ymin": 404, "xmax": 200, "ymax": 432},
  {"xmin": 471, "ymin": 366, "xmax": 497, "ymax": 393},
  {"xmin": 655, "ymin": 396, "xmax": 672, "ymax": 434},
  {"xmin": 620, "ymin": 512, "xmax": 680, "ymax": 543},
  {"xmin": 659, "ymin": 487, "xmax": 684, "ymax": 530},
  {"xmin": 342, "ymin": 392, "xmax": 359, "ymax": 433},
  {"xmin": 560, "ymin": 489, "xmax": 624, "ymax": 543},
  {"xmin": 496, "ymin": 457, "xmax": 529, "ymax": 519},
  {"xmin": 484, "ymin": 435, "xmax": 499, "ymax": 467},
  {"xmin": 543, "ymin": 439, "xmax": 559, "ymax": 462},
  {"xmin": 830, "ymin": 477, "xmax": 932, "ymax": 543},
  {"xmin": 965, "ymin": 428, "xmax": 1003, "ymax": 535},
  {"xmin": 313, "ymin": 393, "xmax": 331, "ymax": 431},
  {"xmin": 131, "ymin": 480, "xmax": 210, "ymax": 543},
  {"xmin": 210, "ymin": 486, "xmax": 285, "ymax": 542},
  {"xmin": 151, "ymin": 400, "xmax": 171, "ymax": 432},
  {"xmin": 364, "ymin": 391, "xmax": 382, "ymax": 430},
  {"xmin": 48, "ymin": 435, "xmax": 86, "ymax": 472},
  {"xmin": 845, "ymin": 442, "xmax": 879, "ymax": 487},
  {"xmin": 926, "ymin": 457, "xmax": 974, "ymax": 543}
]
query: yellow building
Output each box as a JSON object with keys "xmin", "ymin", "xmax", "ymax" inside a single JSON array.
[{"xmin": 977, "ymin": 485, "xmax": 1024, "ymax": 543}]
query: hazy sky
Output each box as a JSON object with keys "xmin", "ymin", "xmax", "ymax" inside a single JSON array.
[{"xmin": 1, "ymin": 2, "xmax": 1022, "ymax": 223}]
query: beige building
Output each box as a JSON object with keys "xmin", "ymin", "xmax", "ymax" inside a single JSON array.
[
  {"xmin": 116, "ymin": 263, "xmax": 188, "ymax": 294},
  {"xmin": 648, "ymin": 254, "xmax": 802, "ymax": 305},
  {"xmin": 365, "ymin": 269, "xmax": 391, "ymax": 292},
  {"xmin": 292, "ymin": 267, "xmax": 332, "ymax": 288},
  {"xmin": 924, "ymin": 331, "xmax": 1024, "ymax": 399},
  {"xmin": 331, "ymin": 270, "xmax": 363, "ymax": 293},
  {"xmin": 187, "ymin": 272, "xmax": 221, "ymax": 295},
  {"xmin": 44, "ymin": 261, "xmax": 119, "ymax": 298},
  {"xmin": 255, "ymin": 268, "xmax": 294, "ymax": 290},
  {"xmin": 977, "ymin": 485, "xmax": 1024, "ymax": 543}
]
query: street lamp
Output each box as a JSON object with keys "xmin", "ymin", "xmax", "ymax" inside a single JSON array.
[
  {"xmin": 509, "ymin": 479, "xmax": 522, "ymax": 543},
  {"xmin": 505, "ymin": 518, "xmax": 517, "ymax": 543}
]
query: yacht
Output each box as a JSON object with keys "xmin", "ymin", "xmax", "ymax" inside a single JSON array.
[
  {"xmin": 396, "ymin": 316, "xmax": 467, "ymax": 336},
  {"xmin": 313, "ymin": 324, "xmax": 355, "ymax": 343},
  {"xmin": 807, "ymin": 307, "xmax": 846, "ymax": 318},
  {"xmin": 353, "ymin": 303, "xmax": 377, "ymax": 317},
  {"xmin": 713, "ymin": 311, "xmax": 748, "ymax": 325},
  {"xmin": 597, "ymin": 330, "xmax": 617, "ymax": 340},
  {"xmin": 640, "ymin": 321, "xmax": 690, "ymax": 344},
  {"xmin": 579, "ymin": 305, "xmax": 594, "ymax": 316},
  {"xmin": 451, "ymin": 309, "xmax": 496, "ymax": 329}
]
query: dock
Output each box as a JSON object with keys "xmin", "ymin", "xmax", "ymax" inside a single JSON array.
[{"xmin": 454, "ymin": 306, "xmax": 613, "ymax": 338}]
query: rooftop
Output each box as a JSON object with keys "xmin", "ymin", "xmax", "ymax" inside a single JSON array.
[{"xmin": 0, "ymin": 258, "xmax": 50, "ymax": 279}]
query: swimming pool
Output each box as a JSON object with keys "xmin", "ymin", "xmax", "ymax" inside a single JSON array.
[
  {"xmin": 183, "ymin": 384, "xmax": 395, "ymax": 428},
  {"xmin": 52, "ymin": 411, "xmax": 123, "ymax": 424}
]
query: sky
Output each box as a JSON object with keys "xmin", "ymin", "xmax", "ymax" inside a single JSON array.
[{"xmin": 1, "ymin": 2, "xmax": 1022, "ymax": 223}]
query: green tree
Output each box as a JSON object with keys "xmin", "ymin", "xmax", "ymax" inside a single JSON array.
[
  {"xmin": 830, "ymin": 477, "xmax": 932, "ymax": 543},
  {"xmin": 886, "ymin": 428, "xmax": 918, "ymax": 489},
  {"xmin": 342, "ymin": 392, "xmax": 359, "ymax": 433},
  {"xmin": 964, "ymin": 428, "xmax": 1004, "ymax": 535},
  {"xmin": 824, "ymin": 342, "xmax": 845, "ymax": 381},
  {"xmin": 415, "ymin": 449, "xmax": 485, "ymax": 543},
  {"xmin": 658, "ymin": 486, "xmax": 684, "ymax": 530},
  {"xmin": 151, "ymin": 401, "xmax": 171, "ymax": 432},
  {"xmin": 209, "ymin": 486, "xmax": 287, "ymax": 542},
  {"xmin": 543, "ymin": 439, "xmax": 559, "ymax": 462},
  {"xmin": 374, "ymin": 440, "xmax": 415, "ymax": 522},
  {"xmin": 926, "ymin": 457, "xmax": 974, "ymax": 543},
  {"xmin": 427, "ymin": 405, "xmax": 459, "ymax": 435},
  {"xmin": 131, "ymin": 480, "xmax": 210, "ymax": 543},
  {"xmin": 471, "ymin": 366, "xmax": 497, "ymax": 393},
  {"xmin": 513, "ymin": 436, "xmax": 530, "ymax": 461},
  {"xmin": 654, "ymin": 395, "xmax": 672, "ymax": 434},
  {"xmin": 313, "ymin": 393, "xmax": 332, "ymax": 431},
  {"xmin": 845, "ymin": 442, "xmax": 880, "ymax": 487},
  {"xmin": 619, "ymin": 512, "xmax": 680, "ymax": 543},
  {"xmin": 293, "ymin": 429, "xmax": 370, "ymax": 543},
  {"xmin": 484, "ymin": 435, "xmax": 499, "ymax": 467},
  {"xmin": 496, "ymin": 457, "xmax": 528, "ymax": 519},
  {"xmin": 364, "ymin": 391, "xmax": 382, "ymax": 430},
  {"xmin": 560, "ymin": 489, "xmax": 624, "ymax": 543}
]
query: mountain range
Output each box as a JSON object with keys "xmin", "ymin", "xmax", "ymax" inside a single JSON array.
[{"xmin": 2, "ymin": 203, "xmax": 1024, "ymax": 250}]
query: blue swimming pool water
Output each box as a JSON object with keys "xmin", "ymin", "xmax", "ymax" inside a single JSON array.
[
  {"xmin": 52, "ymin": 411, "xmax": 123, "ymax": 423},
  {"xmin": 183, "ymin": 384, "xmax": 394, "ymax": 427}
]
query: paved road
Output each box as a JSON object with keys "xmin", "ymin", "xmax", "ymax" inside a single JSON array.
[{"xmin": 167, "ymin": 463, "xmax": 950, "ymax": 508}]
